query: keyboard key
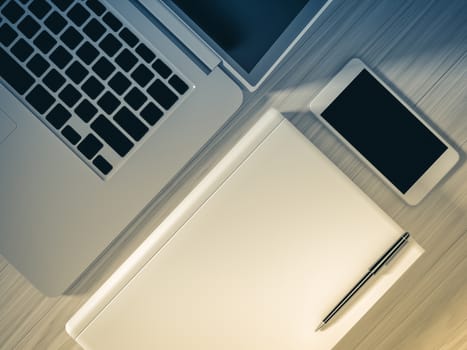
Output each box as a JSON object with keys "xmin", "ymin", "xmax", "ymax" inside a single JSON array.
[
  {"xmin": 75, "ymin": 99, "xmax": 97, "ymax": 122},
  {"xmin": 108, "ymin": 72, "xmax": 130, "ymax": 95},
  {"xmin": 61, "ymin": 125, "xmax": 81, "ymax": 144},
  {"xmin": 118, "ymin": 28, "xmax": 138, "ymax": 47},
  {"xmin": 11, "ymin": 38, "xmax": 34, "ymax": 62},
  {"xmin": 92, "ymin": 56, "xmax": 115, "ymax": 79},
  {"xmin": 114, "ymin": 107, "xmax": 148, "ymax": 141},
  {"xmin": 102, "ymin": 12, "xmax": 122, "ymax": 31},
  {"xmin": 168, "ymin": 74, "xmax": 189, "ymax": 94},
  {"xmin": 51, "ymin": 0, "xmax": 73, "ymax": 12},
  {"xmin": 93, "ymin": 155, "xmax": 112, "ymax": 175},
  {"xmin": 78, "ymin": 133, "xmax": 102, "ymax": 159},
  {"xmin": 135, "ymin": 43, "xmax": 155, "ymax": 63},
  {"xmin": 59, "ymin": 84, "xmax": 81, "ymax": 107},
  {"xmin": 26, "ymin": 85, "xmax": 55, "ymax": 114},
  {"xmin": 0, "ymin": 23, "xmax": 18, "ymax": 46},
  {"xmin": 97, "ymin": 91, "xmax": 119, "ymax": 114},
  {"xmin": 18, "ymin": 15, "xmax": 40, "ymax": 38},
  {"xmin": 131, "ymin": 64, "xmax": 154, "ymax": 87},
  {"xmin": 83, "ymin": 18, "xmax": 106, "ymax": 41},
  {"xmin": 124, "ymin": 87, "xmax": 147, "ymax": 110},
  {"xmin": 34, "ymin": 31, "xmax": 57, "ymax": 54},
  {"xmin": 0, "ymin": 46, "xmax": 34, "ymax": 94},
  {"xmin": 27, "ymin": 53, "xmax": 50, "ymax": 77},
  {"xmin": 115, "ymin": 49, "xmax": 137, "ymax": 72},
  {"xmin": 67, "ymin": 3, "xmax": 90, "ymax": 27},
  {"xmin": 152, "ymin": 59, "xmax": 172, "ymax": 79},
  {"xmin": 49, "ymin": 45, "xmax": 72, "ymax": 68},
  {"xmin": 65, "ymin": 61, "xmax": 88, "ymax": 84},
  {"xmin": 43, "ymin": 68, "xmax": 65, "ymax": 92},
  {"xmin": 147, "ymin": 80, "xmax": 178, "ymax": 110},
  {"xmin": 82, "ymin": 76, "xmax": 104, "ymax": 98},
  {"xmin": 29, "ymin": 0, "xmax": 52, "ymax": 19},
  {"xmin": 46, "ymin": 103, "xmax": 71, "ymax": 129},
  {"xmin": 140, "ymin": 102, "xmax": 163, "ymax": 126},
  {"xmin": 76, "ymin": 42, "xmax": 99, "ymax": 64},
  {"xmin": 85, "ymin": 0, "xmax": 105, "ymax": 16},
  {"xmin": 61, "ymin": 26, "xmax": 83, "ymax": 49},
  {"xmin": 91, "ymin": 115, "xmax": 133, "ymax": 157},
  {"xmin": 44, "ymin": 11, "xmax": 67, "ymax": 34},
  {"xmin": 99, "ymin": 33, "xmax": 122, "ymax": 57},
  {"xmin": 2, "ymin": 1, "xmax": 25, "ymax": 24}
]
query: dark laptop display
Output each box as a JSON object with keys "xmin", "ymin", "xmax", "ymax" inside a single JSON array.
[{"xmin": 164, "ymin": 0, "xmax": 329, "ymax": 86}]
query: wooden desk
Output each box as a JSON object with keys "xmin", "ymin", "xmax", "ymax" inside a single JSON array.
[{"xmin": 1, "ymin": 0, "xmax": 466, "ymax": 348}]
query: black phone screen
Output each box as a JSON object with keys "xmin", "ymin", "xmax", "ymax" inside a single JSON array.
[{"xmin": 321, "ymin": 69, "xmax": 447, "ymax": 193}]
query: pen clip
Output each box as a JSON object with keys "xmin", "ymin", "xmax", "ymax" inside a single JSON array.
[{"xmin": 384, "ymin": 237, "xmax": 409, "ymax": 266}]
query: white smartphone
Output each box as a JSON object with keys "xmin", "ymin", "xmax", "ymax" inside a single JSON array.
[{"xmin": 309, "ymin": 58, "xmax": 459, "ymax": 205}]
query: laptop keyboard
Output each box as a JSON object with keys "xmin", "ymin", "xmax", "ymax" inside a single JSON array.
[{"xmin": 0, "ymin": 0, "xmax": 191, "ymax": 178}]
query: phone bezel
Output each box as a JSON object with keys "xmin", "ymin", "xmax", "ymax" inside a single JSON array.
[{"xmin": 309, "ymin": 58, "xmax": 459, "ymax": 205}]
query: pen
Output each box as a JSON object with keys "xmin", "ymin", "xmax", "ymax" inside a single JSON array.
[{"xmin": 316, "ymin": 232, "xmax": 410, "ymax": 331}]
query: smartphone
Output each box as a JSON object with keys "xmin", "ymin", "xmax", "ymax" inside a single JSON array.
[{"xmin": 309, "ymin": 58, "xmax": 459, "ymax": 205}]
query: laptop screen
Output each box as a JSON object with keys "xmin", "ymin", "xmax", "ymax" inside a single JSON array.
[
  {"xmin": 169, "ymin": 0, "xmax": 308, "ymax": 73},
  {"xmin": 163, "ymin": 0, "xmax": 330, "ymax": 89}
]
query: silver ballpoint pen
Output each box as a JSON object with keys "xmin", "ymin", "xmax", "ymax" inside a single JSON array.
[{"xmin": 316, "ymin": 232, "xmax": 410, "ymax": 331}]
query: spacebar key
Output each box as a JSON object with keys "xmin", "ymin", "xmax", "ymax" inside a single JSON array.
[
  {"xmin": 0, "ymin": 47, "xmax": 35, "ymax": 95},
  {"xmin": 91, "ymin": 115, "xmax": 134, "ymax": 157}
]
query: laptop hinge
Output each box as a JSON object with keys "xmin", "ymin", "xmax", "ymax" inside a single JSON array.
[{"xmin": 136, "ymin": 0, "xmax": 222, "ymax": 72}]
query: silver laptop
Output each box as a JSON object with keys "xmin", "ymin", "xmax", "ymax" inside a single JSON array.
[{"xmin": 0, "ymin": 0, "xmax": 332, "ymax": 295}]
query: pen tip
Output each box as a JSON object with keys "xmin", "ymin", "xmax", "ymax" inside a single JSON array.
[{"xmin": 315, "ymin": 322, "xmax": 325, "ymax": 331}]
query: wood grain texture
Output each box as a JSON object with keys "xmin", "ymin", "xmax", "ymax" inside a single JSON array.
[{"xmin": 1, "ymin": 0, "xmax": 466, "ymax": 349}]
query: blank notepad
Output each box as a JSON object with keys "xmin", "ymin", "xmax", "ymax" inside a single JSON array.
[{"xmin": 67, "ymin": 109, "xmax": 423, "ymax": 350}]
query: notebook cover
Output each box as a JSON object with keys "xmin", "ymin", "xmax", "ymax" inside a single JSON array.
[{"xmin": 67, "ymin": 109, "xmax": 423, "ymax": 349}]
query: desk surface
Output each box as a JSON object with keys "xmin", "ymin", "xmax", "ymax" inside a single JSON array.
[{"xmin": 1, "ymin": 0, "xmax": 466, "ymax": 349}]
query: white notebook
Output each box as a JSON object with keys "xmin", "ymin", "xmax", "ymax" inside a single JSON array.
[{"xmin": 67, "ymin": 109, "xmax": 423, "ymax": 350}]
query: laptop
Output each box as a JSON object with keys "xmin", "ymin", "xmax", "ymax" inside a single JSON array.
[{"xmin": 0, "ymin": 0, "xmax": 332, "ymax": 295}]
